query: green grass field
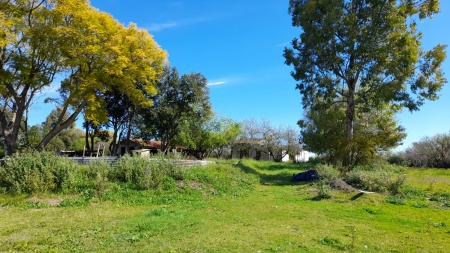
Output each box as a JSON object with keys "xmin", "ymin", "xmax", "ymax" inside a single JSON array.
[{"xmin": 1, "ymin": 159, "xmax": 449, "ymax": 252}]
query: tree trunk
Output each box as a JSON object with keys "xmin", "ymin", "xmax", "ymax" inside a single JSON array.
[
  {"xmin": 124, "ymin": 105, "xmax": 135, "ymax": 154},
  {"xmin": 0, "ymin": 106, "xmax": 25, "ymax": 156},
  {"xmin": 109, "ymin": 121, "xmax": 120, "ymax": 156},
  {"xmin": 84, "ymin": 120, "xmax": 90, "ymax": 151},
  {"xmin": 37, "ymin": 101, "xmax": 87, "ymax": 151},
  {"xmin": 344, "ymin": 79, "xmax": 356, "ymax": 166}
]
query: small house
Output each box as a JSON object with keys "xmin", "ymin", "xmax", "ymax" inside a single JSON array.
[{"xmin": 117, "ymin": 139, "xmax": 163, "ymax": 156}]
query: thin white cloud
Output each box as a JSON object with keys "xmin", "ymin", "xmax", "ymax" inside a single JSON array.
[
  {"xmin": 146, "ymin": 17, "xmax": 212, "ymax": 32},
  {"xmin": 147, "ymin": 22, "xmax": 178, "ymax": 32},
  {"xmin": 208, "ymin": 81, "xmax": 227, "ymax": 86},
  {"xmin": 207, "ymin": 75, "xmax": 246, "ymax": 87}
]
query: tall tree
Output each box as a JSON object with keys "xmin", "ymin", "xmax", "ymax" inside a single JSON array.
[
  {"xmin": 259, "ymin": 123, "xmax": 301, "ymax": 162},
  {"xmin": 104, "ymin": 87, "xmax": 132, "ymax": 155},
  {"xmin": 284, "ymin": 0, "xmax": 447, "ymax": 166},
  {"xmin": 175, "ymin": 116, "xmax": 241, "ymax": 159},
  {"xmin": 139, "ymin": 67, "xmax": 212, "ymax": 153},
  {"xmin": 299, "ymin": 103, "xmax": 405, "ymax": 165},
  {"xmin": 0, "ymin": 0, "xmax": 62, "ymax": 155},
  {"xmin": 0, "ymin": 0, "xmax": 166, "ymax": 154},
  {"xmin": 82, "ymin": 120, "xmax": 109, "ymax": 152},
  {"xmin": 36, "ymin": 1, "xmax": 166, "ymax": 150},
  {"xmin": 209, "ymin": 117, "xmax": 241, "ymax": 158}
]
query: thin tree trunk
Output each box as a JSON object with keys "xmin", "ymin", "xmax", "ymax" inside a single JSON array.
[
  {"xmin": 85, "ymin": 120, "xmax": 90, "ymax": 151},
  {"xmin": 125, "ymin": 106, "xmax": 135, "ymax": 154},
  {"xmin": 344, "ymin": 79, "xmax": 356, "ymax": 167},
  {"xmin": 37, "ymin": 101, "xmax": 87, "ymax": 151}
]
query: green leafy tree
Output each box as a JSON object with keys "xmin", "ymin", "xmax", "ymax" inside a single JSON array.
[
  {"xmin": 0, "ymin": 0, "xmax": 166, "ymax": 154},
  {"xmin": 104, "ymin": 87, "xmax": 133, "ymax": 155},
  {"xmin": 284, "ymin": 0, "xmax": 447, "ymax": 166},
  {"xmin": 38, "ymin": 1, "xmax": 166, "ymax": 151},
  {"xmin": 139, "ymin": 67, "xmax": 212, "ymax": 153},
  {"xmin": 209, "ymin": 117, "xmax": 241, "ymax": 158},
  {"xmin": 0, "ymin": 0, "xmax": 62, "ymax": 155},
  {"xmin": 300, "ymin": 103, "xmax": 405, "ymax": 165},
  {"xmin": 175, "ymin": 116, "xmax": 241, "ymax": 159},
  {"xmin": 175, "ymin": 119, "xmax": 212, "ymax": 159}
]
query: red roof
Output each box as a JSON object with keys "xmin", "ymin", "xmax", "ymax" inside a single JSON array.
[{"xmin": 129, "ymin": 138, "xmax": 162, "ymax": 149}]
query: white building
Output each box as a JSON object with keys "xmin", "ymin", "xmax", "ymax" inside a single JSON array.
[{"xmin": 294, "ymin": 150, "xmax": 309, "ymax": 162}]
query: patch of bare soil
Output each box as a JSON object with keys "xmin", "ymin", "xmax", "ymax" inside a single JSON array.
[
  {"xmin": 26, "ymin": 196, "xmax": 64, "ymax": 206},
  {"xmin": 177, "ymin": 180, "xmax": 216, "ymax": 195},
  {"xmin": 329, "ymin": 179, "xmax": 357, "ymax": 192},
  {"xmin": 177, "ymin": 180, "xmax": 205, "ymax": 189}
]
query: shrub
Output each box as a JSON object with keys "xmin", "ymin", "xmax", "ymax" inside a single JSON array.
[
  {"xmin": 343, "ymin": 163, "xmax": 406, "ymax": 194},
  {"xmin": 0, "ymin": 151, "xmax": 78, "ymax": 194},
  {"xmin": 314, "ymin": 181, "xmax": 332, "ymax": 200},
  {"xmin": 314, "ymin": 164, "xmax": 340, "ymax": 182},
  {"xmin": 113, "ymin": 155, "xmax": 187, "ymax": 190},
  {"xmin": 387, "ymin": 153, "xmax": 408, "ymax": 166}
]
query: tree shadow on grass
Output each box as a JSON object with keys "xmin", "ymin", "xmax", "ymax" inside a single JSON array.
[{"xmin": 234, "ymin": 160, "xmax": 311, "ymax": 186}]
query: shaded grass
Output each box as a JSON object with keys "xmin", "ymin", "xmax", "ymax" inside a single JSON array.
[
  {"xmin": 234, "ymin": 159, "xmax": 312, "ymax": 186},
  {"xmin": 0, "ymin": 159, "xmax": 449, "ymax": 252}
]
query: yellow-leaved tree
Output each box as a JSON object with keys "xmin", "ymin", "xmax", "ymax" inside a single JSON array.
[
  {"xmin": 0, "ymin": 0, "xmax": 64, "ymax": 155},
  {"xmin": 24, "ymin": 0, "xmax": 166, "ymax": 151}
]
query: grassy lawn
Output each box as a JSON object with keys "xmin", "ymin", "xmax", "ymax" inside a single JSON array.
[{"xmin": 0, "ymin": 159, "xmax": 449, "ymax": 252}]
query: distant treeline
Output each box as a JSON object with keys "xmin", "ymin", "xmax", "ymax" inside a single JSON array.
[{"xmin": 389, "ymin": 132, "xmax": 450, "ymax": 169}]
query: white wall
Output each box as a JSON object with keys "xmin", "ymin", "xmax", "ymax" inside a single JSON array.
[{"xmin": 295, "ymin": 151, "xmax": 309, "ymax": 162}]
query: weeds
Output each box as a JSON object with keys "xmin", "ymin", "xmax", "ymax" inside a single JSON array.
[
  {"xmin": 385, "ymin": 196, "xmax": 406, "ymax": 205},
  {"xmin": 0, "ymin": 151, "xmax": 77, "ymax": 194},
  {"xmin": 313, "ymin": 181, "xmax": 332, "ymax": 200},
  {"xmin": 344, "ymin": 163, "xmax": 406, "ymax": 194}
]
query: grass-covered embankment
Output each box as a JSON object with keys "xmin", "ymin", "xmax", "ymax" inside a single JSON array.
[{"xmin": 0, "ymin": 157, "xmax": 449, "ymax": 252}]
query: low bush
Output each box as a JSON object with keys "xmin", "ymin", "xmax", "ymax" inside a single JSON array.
[
  {"xmin": 344, "ymin": 163, "xmax": 406, "ymax": 194},
  {"xmin": 313, "ymin": 181, "xmax": 332, "ymax": 200},
  {"xmin": 112, "ymin": 155, "xmax": 187, "ymax": 190},
  {"xmin": 314, "ymin": 164, "xmax": 340, "ymax": 182},
  {"xmin": 0, "ymin": 151, "xmax": 78, "ymax": 194}
]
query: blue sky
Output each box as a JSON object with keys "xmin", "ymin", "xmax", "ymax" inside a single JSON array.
[{"xmin": 31, "ymin": 0, "xmax": 450, "ymax": 151}]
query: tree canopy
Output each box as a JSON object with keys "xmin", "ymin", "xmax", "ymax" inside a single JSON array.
[
  {"xmin": 284, "ymin": 0, "xmax": 447, "ymax": 166},
  {"xmin": 138, "ymin": 66, "xmax": 212, "ymax": 153},
  {"xmin": 0, "ymin": 0, "xmax": 167, "ymax": 155}
]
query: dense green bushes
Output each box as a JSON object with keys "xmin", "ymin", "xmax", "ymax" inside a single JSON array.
[
  {"xmin": 311, "ymin": 163, "xmax": 407, "ymax": 195},
  {"xmin": 0, "ymin": 153, "xmax": 258, "ymax": 202},
  {"xmin": 114, "ymin": 155, "xmax": 186, "ymax": 190},
  {"xmin": 343, "ymin": 164, "xmax": 406, "ymax": 194},
  {"xmin": 0, "ymin": 152, "xmax": 78, "ymax": 194}
]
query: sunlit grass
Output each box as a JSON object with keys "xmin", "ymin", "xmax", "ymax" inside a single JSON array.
[{"xmin": 0, "ymin": 159, "xmax": 449, "ymax": 252}]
